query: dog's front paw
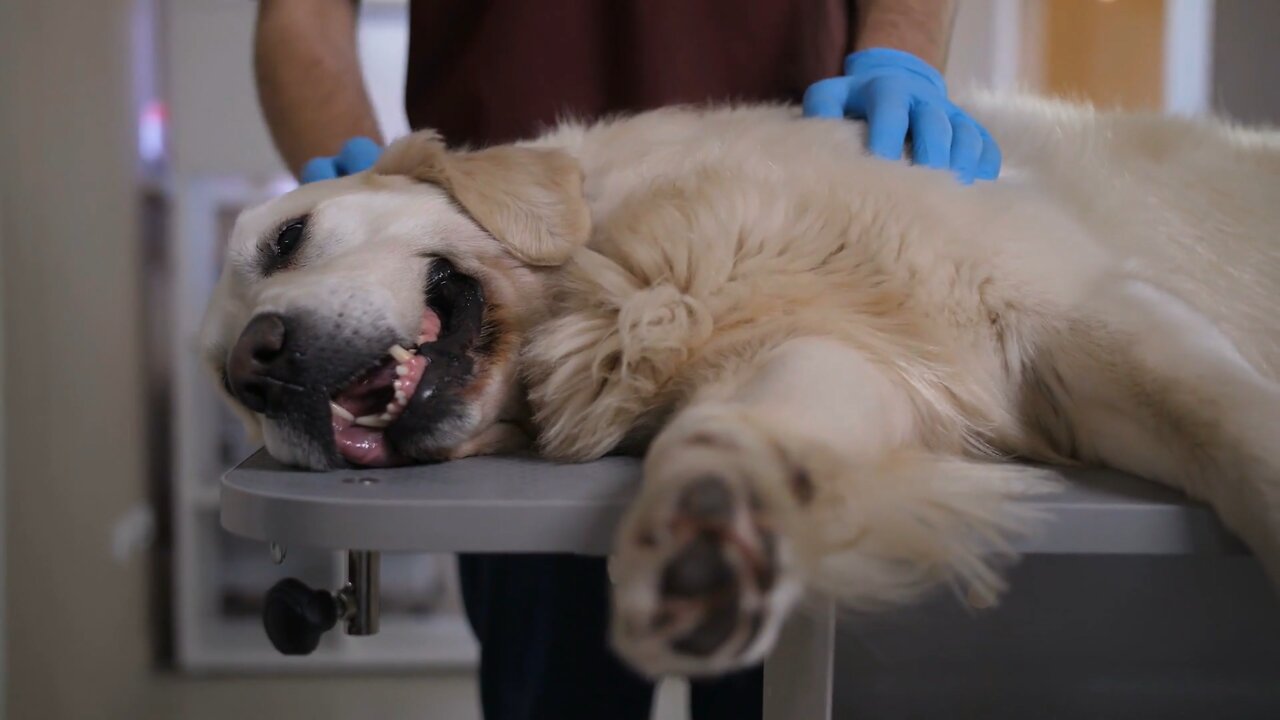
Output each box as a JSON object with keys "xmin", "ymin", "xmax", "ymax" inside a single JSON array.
[{"xmin": 609, "ymin": 472, "xmax": 803, "ymax": 677}]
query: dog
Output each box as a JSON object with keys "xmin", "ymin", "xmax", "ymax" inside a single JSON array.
[{"xmin": 201, "ymin": 93, "xmax": 1280, "ymax": 677}]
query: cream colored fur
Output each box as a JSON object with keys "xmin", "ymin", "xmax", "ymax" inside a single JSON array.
[
  {"xmin": 203, "ymin": 94, "xmax": 1280, "ymax": 677},
  {"xmin": 520, "ymin": 98, "xmax": 1280, "ymax": 674}
]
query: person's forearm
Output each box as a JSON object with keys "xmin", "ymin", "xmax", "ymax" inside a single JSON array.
[
  {"xmin": 851, "ymin": 0, "xmax": 956, "ymax": 70},
  {"xmin": 255, "ymin": 0, "xmax": 382, "ymax": 177}
]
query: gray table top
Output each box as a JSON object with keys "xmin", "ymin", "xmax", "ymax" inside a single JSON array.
[{"xmin": 221, "ymin": 450, "xmax": 1245, "ymax": 556}]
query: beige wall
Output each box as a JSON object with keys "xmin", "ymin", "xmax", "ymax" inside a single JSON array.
[
  {"xmin": 1, "ymin": 0, "xmax": 152, "ymax": 717},
  {"xmin": 1042, "ymin": 0, "xmax": 1167, "ymax": 110}
]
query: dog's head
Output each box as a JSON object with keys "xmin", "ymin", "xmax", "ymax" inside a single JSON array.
[{"xmin": 199, "ymin": 132, "xmax": 591, "ymax": 469}]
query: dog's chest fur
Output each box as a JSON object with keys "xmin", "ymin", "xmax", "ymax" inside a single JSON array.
[{"xmin": 519, "ymin": 108, "xmax": 1061, "ymax": 460}]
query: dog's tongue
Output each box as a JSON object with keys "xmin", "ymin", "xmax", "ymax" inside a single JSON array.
[
  {"xmin": 418, "ymin": 308, "xmax": 442, "ymax": 345},
  {"xmin": 332, "ymin": 417, "xmax": 394, "ymax": 467}
]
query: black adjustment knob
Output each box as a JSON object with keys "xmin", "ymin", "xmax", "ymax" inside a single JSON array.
[{"xmin": 263, "ymin": 578, "xmax": 339, "ymax": 655}]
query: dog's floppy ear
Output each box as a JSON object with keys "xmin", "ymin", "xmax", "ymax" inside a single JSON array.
[{"xmin": 375, "ymin": 131, "xmax": 591, "ymax": 266}]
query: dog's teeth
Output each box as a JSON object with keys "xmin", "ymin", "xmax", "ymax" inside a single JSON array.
[
  {"xmin": 417, "ymin": 334, "xmax": 428, "ymax": 344},
  {"xmin": 378, "ymin": 413, "xmax": 394, "ymax": 423},
  {"xmin": 386, "ymin": 402, "xmax": 401, "ymax": 415},
  {"xmin": 395, "ymin": 366, "xmax": 408, "ymax": 377},
  {"xmin": 395, "ymin": 391, "xmax": 407, "ymax": 403},
  {"xmin": 330, "ymin": 402, "xmax": 355, "ymax": 422},
  {"xmin": 388, "ymin": 344, "xmax": 414, "ymax": 363},
  {"xmin": 354, "ymin": 414, "xmax": 391, "ymax": 428}
]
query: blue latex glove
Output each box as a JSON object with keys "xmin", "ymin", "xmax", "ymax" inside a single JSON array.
[
  {"xmin": 299, "ymin": 136, "xmax": 383, "ymax": 184},
  {"xmin": 803, "ymin": 48, "xmax": 1001, "ymax": 184}
]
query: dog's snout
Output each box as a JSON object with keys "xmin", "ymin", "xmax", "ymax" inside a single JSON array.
[{"xmin": 228, "ymin": 313, "xmax": 292, "ymax": 413}]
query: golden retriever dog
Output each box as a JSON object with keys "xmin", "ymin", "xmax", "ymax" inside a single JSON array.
[{"xmin": 201, "ymin": 94, "xmax": 1280, "ymax": 677}]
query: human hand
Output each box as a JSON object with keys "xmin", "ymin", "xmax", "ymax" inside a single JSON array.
[
  {"xmin": 299, "ymin": 136, "xmax": 383, "ymax": 184},
  {"xmin": 803, "ymin": 48, "xmax": 1001, "ymax": 184}
]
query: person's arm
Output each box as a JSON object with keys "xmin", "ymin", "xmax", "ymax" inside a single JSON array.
[
  {"xmin": 254, "ymin": 0, "xmax": 382, "ymax": 178},
  {"xmin": 852, "ymin": 0, "xmax": 956, "ymax": 70}
]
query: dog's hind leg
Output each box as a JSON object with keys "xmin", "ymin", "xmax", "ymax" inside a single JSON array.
[
  {"xmin": 1033, "ymin": 277, "xmax": 1280, "ymax": 585},
  {"xmin": 608, "ymin": 337, "xmax": 1056, "ymax": 677}
]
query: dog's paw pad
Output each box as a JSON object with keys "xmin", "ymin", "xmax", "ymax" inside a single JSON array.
[{"xmin": 614, "ymin": 475, "xmax": 790, "ymax": 674}]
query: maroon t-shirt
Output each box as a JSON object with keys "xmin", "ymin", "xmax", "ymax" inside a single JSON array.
[{"xmin": 406, "ymin": 0, "xmax": 853, "ymax": 147}]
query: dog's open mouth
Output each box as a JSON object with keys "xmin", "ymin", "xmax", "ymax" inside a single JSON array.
[
  {"xmin": 328, "ymin": 310, "xmax": 440, "ymax": 466},
  {"xmin": 326, "ymin": 259, "xmax": 485, "ymax": 467}
]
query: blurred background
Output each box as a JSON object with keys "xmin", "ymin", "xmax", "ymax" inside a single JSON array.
[{"xmin": 1, "ymin": 1, "xmax": 1277, "ymax": 719}]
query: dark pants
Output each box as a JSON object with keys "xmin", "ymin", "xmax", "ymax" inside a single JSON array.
[{"xmin": 459, "ymin": 553, "xmax": 763, "ymax": 720}]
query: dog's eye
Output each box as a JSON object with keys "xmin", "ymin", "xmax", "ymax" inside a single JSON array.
[
  {"xmin": 274, "ymin": 220, "xmax": 306, "ymax": 259},
  {"xmin": 261, "ymin": 218, "xmax": 307, "ymax": 275}
]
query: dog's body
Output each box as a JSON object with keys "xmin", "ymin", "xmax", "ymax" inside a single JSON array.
[{"xmin": 203, "ymin": 95, "xmax": 1280, "ymax": 677}]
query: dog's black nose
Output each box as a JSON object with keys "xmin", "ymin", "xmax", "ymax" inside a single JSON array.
[{"xmin": 227, "ymin": 313, "xmax": 293, "ymax": 414}]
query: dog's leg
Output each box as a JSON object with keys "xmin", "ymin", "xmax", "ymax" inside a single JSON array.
[
  {"xmin": 609, "ymin": 337, "xmax": 1055, "ymax": 677},
  {"xmin": 1039, "ymin": 278, "xmax": 1280, "ymax": 584}
]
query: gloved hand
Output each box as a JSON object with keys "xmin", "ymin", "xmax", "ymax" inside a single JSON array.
[
  {"xmin": 299, "ymin": 136, "xmax": 383, "ymax": 184},
  {"xmin": 803, "ymin": 48, "xmax": 1001, "ymax": 184}
]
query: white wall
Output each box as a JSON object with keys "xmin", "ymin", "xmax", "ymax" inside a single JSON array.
[
  {"xmin": 165, "ymin": 0, "xmax": 410, "ymax": 180},
  {"xmin": 947, "ymin": 0, "xmax": 1028, "ymax": 92},
  {"xmin": 163, "ymin": 1, "xmax": 282, "ymax": 179},
  {"xmin": 1163, "ymin": 0, "xmax": 1215, "ymax": 116}
]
